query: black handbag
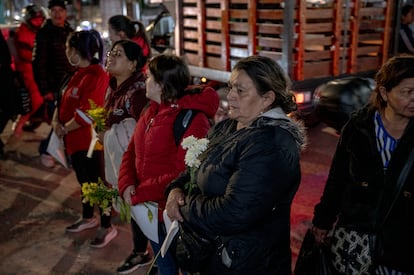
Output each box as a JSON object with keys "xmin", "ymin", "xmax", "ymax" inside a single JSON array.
[
  {"xmin": 330, "ymin": 146, "xmax": 414, "ymax": 274},
  {"xmin": 330, "ymin": 226, "xmax": 375, "ymax": 274},
  {"xmin": 173, "ymin": 221, "xmax": 215, "ymax": 273},
  {"xmin": 295, "ymin": 228, "xmax": 335, "ymax": 275}
]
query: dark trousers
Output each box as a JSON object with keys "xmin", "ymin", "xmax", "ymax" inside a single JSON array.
[
  {"xmin": 71, "ymin": 150, "xmax": 111, "ymax": 228},
  {"xmin": 131, "ymin": 218, "xmax": 149, "ymax": 253}
]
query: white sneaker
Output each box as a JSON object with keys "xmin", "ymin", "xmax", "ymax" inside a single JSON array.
[{"xmin": 40, "ymin": 154, "xmax": 55, "ymax": 168}]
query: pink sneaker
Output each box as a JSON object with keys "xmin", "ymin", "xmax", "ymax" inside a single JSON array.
[
  {"xmin": 90, "ymin": 226, "xmax": 118, "ymax": 248},
  {"xmin": 40, "ymin": 154, "xmax": 55, "ymax": 168},
  {"xmin": 66, "ymin": 217, "xmax": 99, "ymax": 233}
]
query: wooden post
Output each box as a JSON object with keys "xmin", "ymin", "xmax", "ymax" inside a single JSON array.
[
  {"xmin": 282, "ymin": 0, "xmax": 295, "ymax": 78},
  {"xmin": 176, "ymin": 0, "xmax": 184, "ymax": 57},
  {"xmin": 247, "ymin": 0, "xmax": 257, "ymax": 56},
  {"xmin": 382, "ymin": 0, "xmax": 395, "ymax": 63},
  {"xmin": 332, "ymin": 0, "xmax": 343, "ymax": 76},
  {"xmin": 295, "ymin": 0, "xmax": 306, "ymax": 80},
  {"xmin": 221, "ymin": 0, "xmax": 230, "ymax": 71},
  {"xmin": 348, "ymin": 0, "xmax": 360, "ymax": 74},
  {"xmin": 197, "ymin": 0, "xmax": 206, "ymax": 67}
]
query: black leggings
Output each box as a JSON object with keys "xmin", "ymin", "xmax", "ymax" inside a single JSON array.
[
  {"xmin": 131, "ymin": 218, "xmax": 149, "ymax": 253},
  {"xmin": 71, "ymin": 150, "xmax": 111, "ymax": 228}
]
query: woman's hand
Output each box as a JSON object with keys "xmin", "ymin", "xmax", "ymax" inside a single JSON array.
[
  {"xmin": 54, "ymin": 122, "xmax": 67, "ymax": 138},
  {"xmin": 97, "ymin": 131, "xmax": 105, "ymax": 143},
  {"xmin": 312, "ymin": 226, "xmax": 329, "ymax": 244},
  {"xmin": 123, "ymin": 185, "xmax": 136, "ymax": 205},
  {"xmin": 166, "ymin": 188, "xmax": 186, "ymax": 222}
]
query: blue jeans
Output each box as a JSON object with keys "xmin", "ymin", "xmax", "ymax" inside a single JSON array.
[{"xmin": 149, "ymin": 222, "xmax": 179, "ymax": 275}]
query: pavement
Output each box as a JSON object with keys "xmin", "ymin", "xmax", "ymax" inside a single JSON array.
[
  {"xmin": 0, "ymin": 119, "xmax": 338, "ymax": 275},
  {"xmin": 0, "ymin": 121, "xmax": 153, "ymax": 275}
]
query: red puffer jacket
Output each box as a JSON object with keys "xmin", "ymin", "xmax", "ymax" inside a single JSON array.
[
  {"xmin": 118, "ymin": 86, "xmax": 219, "ymax": 221},
  {"xmin": 59, "ymin": 64, "xmax": 109, "ymax": 155},
  {"xmin": 14, "ymin": 23, "xmax": 44, "ymax": 111}
]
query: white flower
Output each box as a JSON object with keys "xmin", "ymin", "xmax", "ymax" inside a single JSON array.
[
  {"xmin": 182, "ymin": 136, "xmax": 209, "ymax": 168},
  {"xmin": 181, "ymin": 135, "xmax": 209, "ymax": 195}
]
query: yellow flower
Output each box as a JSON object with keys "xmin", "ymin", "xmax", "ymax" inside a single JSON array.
[
  {"xmin": 87, "ymin": 99, "xmax": 107, "ymax": 133},
  {"xmin": 81, "ymin": 178, "xmax": 131, "ymax": 222}
]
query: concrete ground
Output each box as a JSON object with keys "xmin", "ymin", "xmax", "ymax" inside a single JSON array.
[
  {"xmin": 0, "ymin": 121, "xmax": 153, "ymax": 275},
  {"xmin": 0, "ymin": 118, "xmax": 338, "ymax": 275}
]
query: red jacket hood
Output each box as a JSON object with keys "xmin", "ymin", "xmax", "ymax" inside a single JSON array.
[{"xmin": 167, "ymin": 85, "xmax": 219, "ymax": 119}]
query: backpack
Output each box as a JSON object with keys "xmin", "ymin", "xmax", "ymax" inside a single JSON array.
[{"xmin": 173, "ymin": 109, "xmax": 199, "ymax": 146}]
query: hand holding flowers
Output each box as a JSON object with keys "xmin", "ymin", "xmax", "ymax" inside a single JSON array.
[
  {"xmin": 181, "ymin": 135, "xmax": 209, "ymax": 195},
  {"xmin": 81, "ymin": 178, "xmax": 131, "ymax": 222},
  {"xmin": 87, "ymin": 99, "xmax": 106, "ymax": 133}
]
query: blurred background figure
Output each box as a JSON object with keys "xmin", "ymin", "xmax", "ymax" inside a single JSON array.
[
  {"xmin": 213, "ymin": 86, "xmax": 229, "ymax": 124},
  {"xmin": 0, "ymin": 31, "xmax": 15, "ymax": 159},
  {"xmin": 32, "ymin": 0, "xmax": 75, "ymax": 168},
  {"xmin": 398, "ymin": 4, "xmax": 414, "ymax": 54},
  {"xmin": 12, "ymin": 4, "xmax": 47, "ymax": 139},
  {"xmin": 107, "ymin": 15, "xmax": 151, "ymax": 63}
]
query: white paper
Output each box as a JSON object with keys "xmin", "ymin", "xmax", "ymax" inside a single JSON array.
[
  {"xmin": 87, "ymin": 127, "xmax": 99, "ymax": 158},
  {"xmin": 46, "ymin": 131, "xmax": 68, "ymax": 168},
  {"xmin": 160, "ymin": 210, "xmax": 179, "ymax": 258},
  {"xmin": 130, "ymin": 202, "xmax": 159, "ymax": 243}
]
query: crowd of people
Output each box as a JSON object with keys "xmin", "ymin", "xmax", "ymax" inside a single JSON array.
[{"xmin": 1, "ymin": 0, "xmax": 414, "ymax": 274}]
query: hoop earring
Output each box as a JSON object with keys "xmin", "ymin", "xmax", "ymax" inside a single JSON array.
[{"xmin": 69, "ymin": 53, "xmax": 80, "ymax": 66}]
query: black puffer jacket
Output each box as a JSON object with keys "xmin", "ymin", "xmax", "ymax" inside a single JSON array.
[
  {"xmin": 32, "ymin": 19, "xmax": 75, "ymax": 96},
  {"xmin": 313, "ymin": 106, "xmax": 414, "ymax": 272},
  {"xmin": 173, "ymin": 108, "xmax": 305, "ymax": 274}
]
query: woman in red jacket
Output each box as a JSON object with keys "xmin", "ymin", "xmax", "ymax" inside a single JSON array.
[
  {"xmin": 52, "ymin": 30, "xmax": 114, "ymax": 247},
  {"xmin": 12, "ymin": 5, "xmax": 46, "ymax": 138},
  {"xmin": 108, "ymin": 15, "xmax": 151, "ymax": 69},
  {"xmin": 118, "ymin": 54, "xmax": 219, "ymax": 275}
]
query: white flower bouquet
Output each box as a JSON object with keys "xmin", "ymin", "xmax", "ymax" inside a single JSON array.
[{"xmin": 181, "ymin": 135, "xmax": 209, "ymax": 195}]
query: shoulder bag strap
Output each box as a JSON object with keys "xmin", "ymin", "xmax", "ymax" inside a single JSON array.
[{"xmin": 381, "ymin": 146, "xmax": 414, "ymax": 226}]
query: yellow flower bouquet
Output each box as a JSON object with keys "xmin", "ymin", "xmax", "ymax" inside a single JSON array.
[
  {"xmin": 81, "ymin": 178, "xmax": 131, "ymax": 222},
  {"xmin": 86, "ymin": 99, "xmax": 106, "ymax": 133}
]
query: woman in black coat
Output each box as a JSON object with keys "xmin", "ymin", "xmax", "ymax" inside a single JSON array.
[
  {"xmin": 312, "ymin": 56, "xmax": 414, "ymax": 274},
  {"xmin": 166, "ymin": 55, "xmax": 306, "ymax": 274},
  {"xmin": 0, "ymin": 31, "xmax": 15, "ymax": 159}
]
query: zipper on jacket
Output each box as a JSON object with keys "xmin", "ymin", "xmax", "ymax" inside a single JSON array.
[{"xmin": 146, "ymin": 118, "xmax": 154, "ymax": 132}]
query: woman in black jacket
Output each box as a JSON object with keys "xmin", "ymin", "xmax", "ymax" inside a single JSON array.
[
  {"xmin": 0, "ymin": 31, "xmax": 15, "ymax": 159},
  {"xmin": 312, "ymin": 56, "xmax": 414, "ymax": 274},
  {"xmin": 165, "ymin": 55, "xmax": 306, "ymax": 274}
]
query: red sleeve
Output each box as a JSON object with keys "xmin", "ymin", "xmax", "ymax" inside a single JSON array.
[
  {"xmin": 132, "ymin": 112, "xmax": 211, "ymax": 204},
  {"xmin": 73, "ymin": 72, "xmax": 108, "ymax": 126},
  {"xmin": 117, "ymin": 128, "xmax": 138, "ymax": 197},
  {"xmin": 117, "ymin": 103, "xmax": 156, "ymax": 196}
]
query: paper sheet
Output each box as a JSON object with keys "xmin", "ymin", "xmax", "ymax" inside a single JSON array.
[
  {"xmin": 46, "ymin": 131, "xmax": 68, "ymax": 168},
  {"xmin": 130, "ymin": 202, "xmax": 159, "ymax": 243},
  {"xmin": 87, "ymin": 127, "xmax": 99, "ymax": 158},
  {"xmin": 160, "ymin": 210, "xmax": 179, "ymax": 258}
]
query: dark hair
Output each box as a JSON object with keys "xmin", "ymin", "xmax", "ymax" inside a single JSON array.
[
  {"xmin": 402, "ymin": 4, "xmax": 414, "ymax": 17},
  {"xmin": 232, "ymin": 55, "xmax": 296, "ymax": 113},
  {"xmin": 371, "ymin": 55, "xmax": 414, "ymax": 109},
  {"xmin": 108, "ymin": 15, "xmax": 150, "ymax": 45},
  {"xmin": 111, "ymin": 40, "xmax": 146, "ymax": 71},
  {"xmin": 148, "ymin": 54, "xmax": 191, "ymax": 103},
  {"xmin": 67, "ymin": 30, "xmax": 104, "ymax": 64},
  {"xmin": 23, "ymin": 4, "xmax": 46, "ymax": 23},
  {"xmin": 48, "ymin": 0, "xmax": 66, "ymax": 9}
]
